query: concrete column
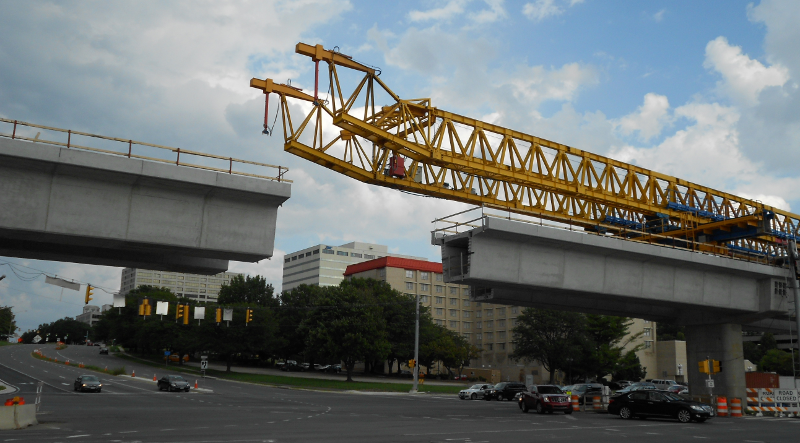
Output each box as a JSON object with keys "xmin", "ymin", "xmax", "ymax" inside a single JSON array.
[{"xmin": 685, "ymin": 323, "xmax": 745, "ymax": 402}]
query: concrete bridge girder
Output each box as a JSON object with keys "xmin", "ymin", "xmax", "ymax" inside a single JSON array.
[
  {"xmin": 433, "ymin": 216, "xmax": 795, "ymax": 401},
  {"xmin": 0, "ymin": 137, "xmax": 290, "ymax": 274}
]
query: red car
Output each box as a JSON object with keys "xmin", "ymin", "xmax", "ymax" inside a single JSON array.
[{"xmin": 519, "ymin": 385, "xmax": 572, "ymax": 414}]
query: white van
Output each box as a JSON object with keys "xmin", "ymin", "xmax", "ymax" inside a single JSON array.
[{"xmin": 651, "ymin": 379, "xmax": 679, "ymax": 389}]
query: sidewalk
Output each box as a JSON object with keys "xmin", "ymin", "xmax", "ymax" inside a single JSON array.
[{"xmin": 177, "ymin": 360, "xmax": 469, "ymax": 388}]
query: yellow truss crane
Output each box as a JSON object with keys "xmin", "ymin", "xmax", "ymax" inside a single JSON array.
[{"xmin": 251, "ymin": 42, "xmax": 800, "ymax": 260}]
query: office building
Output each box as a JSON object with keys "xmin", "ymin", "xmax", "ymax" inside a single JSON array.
[
  {"xmin": 282, "ymin": 241, "xmax": 424, "ymax": 292},
  {"xmin": 119, "ymin": 268, "xmax": 242, "ymax": 302}
]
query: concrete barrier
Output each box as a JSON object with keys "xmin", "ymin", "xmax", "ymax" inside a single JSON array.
[
  {"xmin": 14, "ymin": 404, "xmax": 37, "ymax": 428},
  {"xmin": 0, "ymin": 405, "xmax": 38, "ymax": 430}
]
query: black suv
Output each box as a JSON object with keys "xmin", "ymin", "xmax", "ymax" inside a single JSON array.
[{"xmin": 485, "ymin": 382, "xmax": 527, "ymax": 401}]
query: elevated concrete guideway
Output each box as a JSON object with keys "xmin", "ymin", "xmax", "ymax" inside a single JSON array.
[
  {"xmin": 0, "ymin": 137, "xmax": 291, "ymax": 274},
  {"xmin": 433, "ymin": 216, "xmax": 796, "ymax": 402}
]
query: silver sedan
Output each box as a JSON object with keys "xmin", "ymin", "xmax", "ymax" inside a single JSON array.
[{"xmin": 459, "ymin": 383, "xmax": 494, "ymax": 400}]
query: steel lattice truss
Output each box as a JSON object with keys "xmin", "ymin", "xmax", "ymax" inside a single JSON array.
[{"xmin": 251, "ymin": 43, "xmax": 800, "ymax": 261}]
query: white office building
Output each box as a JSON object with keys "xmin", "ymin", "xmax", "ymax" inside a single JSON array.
[
  {"xmin": 282, "ymin": 241, "xmax": 425, "ymax": 292},
  {"xmin": 119, "ymin": 268, "xmax": 242, "ymax": 302}
]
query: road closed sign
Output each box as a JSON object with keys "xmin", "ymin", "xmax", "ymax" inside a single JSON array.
[{"xmin": 761, "ymin": 389, "xmax": 799, "ymax": 403}]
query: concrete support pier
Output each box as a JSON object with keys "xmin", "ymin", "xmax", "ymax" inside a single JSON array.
[{"xmin": 685, "ymin": 323, "xmax": 746, "ymax": 403}]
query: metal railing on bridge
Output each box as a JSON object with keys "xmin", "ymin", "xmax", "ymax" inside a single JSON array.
[{"xmin": 0, "ymin": 118, "xmax": 291, "ymax": 183}]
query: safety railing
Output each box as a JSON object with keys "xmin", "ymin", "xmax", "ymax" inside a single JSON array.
[
  {"xmin": 0, "ymin": 118, "xmax": 291, "ymax": 183},
  {"xmin": 431, "ymin": 205, "xmax": 786, "ymax": 268}
]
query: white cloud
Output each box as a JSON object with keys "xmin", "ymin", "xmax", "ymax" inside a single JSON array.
[
  {"xmin": 408, "ymin": 0, "xmax": 469, "ymax": 22},
  {"xmin": 470, "ymin": 0, "xmax": 508, "ymax": 23},
  {"xmin": 616, "ymin": 93, "xmax": 671, "ymax": 141},
  {"xmin": 704, "ymin": 36, "xmax": 789, "ymax": 106},
  {"xmin": 522, "ymin": 0, "xmax": 581, "ymax": 22},
  {"xmin": 653, "ymin": 9, "xmax": 666, "ymax": 22}
]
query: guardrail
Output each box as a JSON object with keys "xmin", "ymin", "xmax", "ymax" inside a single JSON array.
[
  {"xmin": 431, "ymin": 205, "xmax": 781, "ymax": 267},
  {"xmin": 0, "ymin": 118, "xmax": 291, "ymax": 183}
]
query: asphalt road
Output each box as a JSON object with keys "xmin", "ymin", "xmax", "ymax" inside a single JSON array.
[{"xmin": 2, "ymin": 344, "xmax": 799, "ymax": 443}]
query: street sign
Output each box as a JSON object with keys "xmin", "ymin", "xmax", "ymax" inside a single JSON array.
[
  {"xmin": 33, "ymin": 335, "xmax": 41, "ymax": 343},
  {"xmin": 761, "ymin": 389, "xmax": 798, "ymax": 403},
  {"xmin": 200, "ymin": 360, "xmax": 208, "ymax": 370},
  {"xmin": 164, "ymin": 351, "xmax": 171, "ymax": 356},
  {"xmin": 705, "ymin": 379, "xmax": 715, "ymax": 388}
]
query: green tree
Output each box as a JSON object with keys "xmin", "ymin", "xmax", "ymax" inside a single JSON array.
[
  {"xmin": 303, "ymin": 283, "xmax": 390, "ymax": 381},
  {"xmin": 759, "ymin": 349, "xmax": 795, "ymax": 375},
  {"xmin": 277, "ymin": 284, "xmax": 323, "ymax": 361},
  {"xmin": 656, "ymin": 322, "xmax": 686, "ymax": 341},
  {"xmin": 0, "ymin": 306, "xmax": 16, "ymax": 341},
  {"xmin": 218, "ymin": 275, "xmax": 277, "ymax": 307},
  {"xmin": 511, "ymin": 308, "xmax": 585, "ymax": 383},
  {"xmin": 612, "ymin": 350, "xmax": 647, "ymax": 381}
]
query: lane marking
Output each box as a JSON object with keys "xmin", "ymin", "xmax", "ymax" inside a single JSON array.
[{"xmin": 66, "ymin": 435, "xmax": 91, "ymax": 439}]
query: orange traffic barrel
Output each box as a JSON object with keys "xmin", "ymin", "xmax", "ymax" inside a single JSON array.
[
  {"xmin": 730, "ymin": 398, "xmax": 742, "ymax": 417},
  {"xmin": 717, "ymin": 396, "xmax": 728, "ymax": 417},
  {"xmin": 593, "ymin": 396, "xmax": 602, "ymax": 410},
  {"xmin": 571, "ymin": 395, "xmax": 579, "ymax": 412}
]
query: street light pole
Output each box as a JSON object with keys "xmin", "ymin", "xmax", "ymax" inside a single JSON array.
[{"xmin": 410, "ymin": 292, "xmax": 420, "ymax": 393}]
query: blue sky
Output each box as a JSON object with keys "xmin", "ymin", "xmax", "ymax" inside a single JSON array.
[{"xmin": 2, "ymin": 0, "xmax": 800, "ymax": 332}]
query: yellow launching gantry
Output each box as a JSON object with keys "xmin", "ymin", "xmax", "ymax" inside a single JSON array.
[{"xmin": 250, "ymin": 42, "xmax": 800, "ymax": 262}]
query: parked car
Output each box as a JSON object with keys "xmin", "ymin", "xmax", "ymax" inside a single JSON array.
[
  {"xmin": 667, "ymin": 384, "xmax": 689, "ymax": 395},
  {"xmin": 323, "ymin": 364, "xmax": 342, "ymax": 373},
  {"xmin": 398, "ymin": 369, "xmax": 412, "ymax": 378},
  {"xmin": 99, "ymin": 347, "xmax": 109, "ymax": 355},
  {"xmin": 281, "ymin": 362, "xmax": 306, "ymax": 372},
  {"xmin": 519, "ymin": 385, "xmax": 572, "ymax": 414},
  {"xmin": 651, "ymin": 379, "xmax": 680, "ymax": 390},
  {"xmin": 608, "ymin": 390, "xmax": 713, "ymax": 423},
  {"xmin": 74, "ymin": 374, "xmax": 102, "ymax": 393},
  {"xmin": 459, "ymin": 383, "xmax": 493, "ymax": 400},
  {"xmin": 157, "ymin": 375, "xmax": 191, "ymax": 392},
  {"xmin": 570, "ymin": 383, "xmax": 604, "ymax": 404},
  {"xmin": 485, "ymin": 382, "xmax": 527, "ymax": 401},
  {"xmin": 163, "ymin": 354, "xmax": 189, "ymax": 363},
  {"xmin": 607, "ymin": 380, "xmax": 631, "ymax": 390},
  {"xmin": 615, "ymin": 382, "xmax": 657, "ymax": 395}
]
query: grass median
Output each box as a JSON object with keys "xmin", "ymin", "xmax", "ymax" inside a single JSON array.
[{"xmin": 113, "ymin": 353, "xmax": 461, "ymax": 394}]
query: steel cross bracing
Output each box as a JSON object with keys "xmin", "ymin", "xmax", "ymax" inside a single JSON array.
[{"xmin": 250, "ymin": 42, "xmax": 800, "ymax": 262}]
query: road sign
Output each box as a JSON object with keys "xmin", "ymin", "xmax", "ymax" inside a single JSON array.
[
  {"xmin": 200, "ymin": 360, "xmax": 208, "ymax": 370},
  {"xmin": 761, "ymin": 389, "xmax": 798, "ymax": 403},
  {"xmin": 164, "ymin": 351, "xmax": 171, "ymax": 356},
  {"xmin": 705, "ymin": 379, "xmax": 715, "ymax": 388},
  {"xmin": 33, "ymin": 335, "xmax": 41, "ymax": 343}
]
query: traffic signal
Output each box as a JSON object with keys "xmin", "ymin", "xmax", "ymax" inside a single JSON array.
[
  {"xmin": 84, "ymin": 285, "xmax": 94, "ymax": 304},
  {"xmin": 182, "ymin": 305, "xmax": 190, "ymax": 325},
  {"xmin": 215, "ymin": 308, "xmax": 222, "ymax": 324},
  {"xmin": 139, "ymin": 298, "xmax": 152, "ymax": 316},
  {"xmin": 245, "ymin": 308, "xmax": 253, "ymax": 325},
  {"xmin": 176, "ymin": 304, "xmax": 184, "ymax": 321},
  {"xmin": 712, "ymin": 359, "xmax": 722, "ymax": 373},
  {"xmin": 698, "ymin": 360, "xmax": 709, "ymax": 374},
  {"xmin": 408, "ymin": 359, "xmax": 415, "ymax": 368}
]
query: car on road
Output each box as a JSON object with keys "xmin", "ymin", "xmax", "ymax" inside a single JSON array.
[
  {"xmin": 157, "ymin": 375, "xmax": 191, "ymax": 392},
  {"xmin": 74, "ymin": 375, "xmax": 102, "ymax": 393},
  {"xmin": 608, "ymin": 390, "xmax": 713, "ymax": 423},
  {"xmin": 99, "ymin": 346, "xmax": 109, "ymax": 355},
  {"xmin": 459, "ymin": 383, "xmax": 493, "ymax": 400},
  {"xmin": 485, "ymin": 382, "xmax": 527, "ymax": 401},
  {"xmin": 163, "ymin": 354, "xmax": 189, "ymax": 363},
  {"xmin": 519, "ymin": 385, "xmax": 572, "ymax": 414},
  {"xmin": 281, "ymin": 361, "xmax": 306, "ymax": 372}
]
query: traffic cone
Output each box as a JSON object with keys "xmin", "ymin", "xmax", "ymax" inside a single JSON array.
[
  {"xmin": 194, "ymin": 380, "xmax": 198, "ymax": 389},
  {"xmin": 153, "ymin": 374, "xmax": 157, "ymax": 381},
  {"xmin": 132, "ymin": 369, "xmax": 135, "ymax": 377},
  {"xmin": 104, "ymin": 366, "xmax": 108, "ymax": 372}
]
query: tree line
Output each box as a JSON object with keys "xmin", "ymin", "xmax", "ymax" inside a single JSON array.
[{"xmin": 83, "ymin": 275, "xmax": 480, "ymax": 382}]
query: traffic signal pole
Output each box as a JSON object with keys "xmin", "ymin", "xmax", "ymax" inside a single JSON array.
[{"xmin": 410, "ymin": 292, "xmax": 420, "ymax": 393}]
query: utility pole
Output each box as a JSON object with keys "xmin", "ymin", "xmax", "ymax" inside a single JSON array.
[{"xmin": 410, "ymin": 292, "xmax": 420, "ymax": 393}]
